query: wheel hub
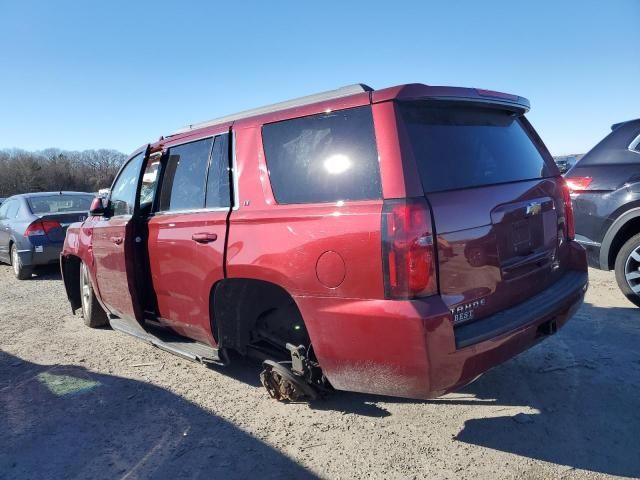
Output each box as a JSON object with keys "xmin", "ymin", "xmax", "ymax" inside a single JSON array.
[{"xmin": 624, "ymin": 247, "xmax": 640, "ymax": 297}]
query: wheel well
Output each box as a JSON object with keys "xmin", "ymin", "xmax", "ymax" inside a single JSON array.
[
  {"xmin": 61, "ymin": 255, "xmax": 82, "ymax": 313},
  {"xmin": 211, "ymin": 278, "xmax": 310, "ymax": 359},
  {"xmin": 608, "ymin": 217, "xmax": 640, "ymax": 269}
]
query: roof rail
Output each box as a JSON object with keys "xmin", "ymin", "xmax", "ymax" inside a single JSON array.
[{"xmin": 171, "ymin": 83, "xmax": 373, "ymax": 135}]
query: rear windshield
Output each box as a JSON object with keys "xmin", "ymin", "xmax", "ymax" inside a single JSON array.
[
  {"xmin": 28, "ymin": 195, "xmax": 93, "ymax": 214},
  {"xmin": 398, "ymin": 103, "xmax": 554, "ymax": 193}
]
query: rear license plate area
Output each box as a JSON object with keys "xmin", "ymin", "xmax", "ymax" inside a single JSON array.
[{"xmin": 512, "ymin": 219, "xmax": 532, "ymax": 254}]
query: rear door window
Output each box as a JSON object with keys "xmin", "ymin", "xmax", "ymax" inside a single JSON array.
[
  {"xmin": 262, "ymin": 106, "xmax": 381, "ymax": 204},
  {"xmin": 0, "ymin": 201, "xmax": 9, "ymax": 219},
  {"xmin": 1, "ymin": 200, "xmax": 19, "ymax": 219},
  {"xmin": 158, "ymin": 138, "xmax": 213, "ymax": 211},
  {"xmin": 398, "ymin": 103, "xmax": 554, "ymax": 193}
]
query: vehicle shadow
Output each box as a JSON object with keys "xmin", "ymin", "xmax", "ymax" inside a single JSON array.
[
  {"xmin": 32, "ymin": 264, "xmax": 62, "ymax": 280},
  {"xmin": 304, "ymin": 301, "xmax": 640, "ymax": 476},
  {"xmin": 435, "ymin": 302, "xmax": 638, "ymax": 477},
  {"xmin": 0, "ymin": 350, "xmax": 317, "ymax": 480}
]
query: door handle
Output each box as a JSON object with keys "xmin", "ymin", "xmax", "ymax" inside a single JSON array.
[
  {"xmin": 110, "ymin": 236, "xmax": 123, "ymax": 245},
  {"xmin": 192, "ymin": 232, "xmax": 218, "ymax": 244}
]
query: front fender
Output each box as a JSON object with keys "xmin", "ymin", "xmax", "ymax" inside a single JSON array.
[{"xmin": 60, "ymin": 218, "xmax": 99, "ymax": 313}]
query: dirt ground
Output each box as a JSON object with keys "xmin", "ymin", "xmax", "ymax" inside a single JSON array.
[{"xmin": 0, "ymin": 265, "xmax": 638, "ymax": 480}]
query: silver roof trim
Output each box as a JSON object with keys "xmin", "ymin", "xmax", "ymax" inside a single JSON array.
[
  {"xmin": 628, "ymin": 132, "xmax": 640, "ymax": 154},
  {"xmin": 171, "ymin": 83, "xmax": 373, "ymax": 135}
]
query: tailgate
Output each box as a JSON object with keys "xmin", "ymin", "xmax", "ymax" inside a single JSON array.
[{"xmin": 397, "ymin": 100, "xmax": 570, "ymax": 324}]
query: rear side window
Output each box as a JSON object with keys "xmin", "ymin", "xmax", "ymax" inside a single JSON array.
[
  {"xmin": 398, "ymin": 103, "xmax": 554, "ymax": 193},
  {"xmin": 262, "ymin": 106, "xmax": 381, "ymax": 204},
  {"xmin": 159, "ymin": 138, "xmax": 213, "ymax": 211}
]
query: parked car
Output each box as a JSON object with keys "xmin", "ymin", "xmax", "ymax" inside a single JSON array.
[
  {"xmin": 565, "ymin": 118, "xmax": 640, "ymax": 306},
  {"xmin": 555, "ymin": 155, "xmax": 579, "ymax": 174},
  {"xmin": 60, "ymin": 83, "xmax": 588, "ymax": 401},
  {"xmin": 0, "ymin": 192, "xmax": 93, "ymax": 279}
]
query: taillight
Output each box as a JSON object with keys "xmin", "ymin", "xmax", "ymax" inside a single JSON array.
[
  {"xmin": 565, "ymin": 176, "xmax": 592, "ymax": 191},
  {"xmin": 24, "ymin": 220, "xmax": 61, "ymax": 237},
  {"xmin": 560, "ymin": 179, "xmax": 575, "ymax": 241},
  {"xmin": 382, "ymin": 198, "xmax": 437, "ymax": 299}
]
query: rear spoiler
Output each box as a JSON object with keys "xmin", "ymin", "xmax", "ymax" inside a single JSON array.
[
  {"xmin": 611, "ymin": 119, "xmax": 640, "ymax": 131},
  {"xmin": 372, "ymin": 84, "xmax": 530, "ymax": 113}
]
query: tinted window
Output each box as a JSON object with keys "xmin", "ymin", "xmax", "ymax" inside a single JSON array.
[
  {"xmin": 205, "ymin": 134, "xmax": 231, "ymax": 208},
  {"xmin": 577, "ymin": 122, "xmax": 640, "ymax": 166},
  {"xmin": 399, "ymin": 103, "xmax": 553, "ymax": 193},
  {"xmin": 262, "ymin": 106, "xmax": 381, "ymax": 204},
  {"xmin": 159, "ymin": 138, "xmax": 213, "ymax": 211},
  {"xmin": 27, "ymin": 195, "xmax": 93, "ymax": 214},
  {"xmin": 111, "ymin": 153, "xmax": 144, "ymax": 216}
]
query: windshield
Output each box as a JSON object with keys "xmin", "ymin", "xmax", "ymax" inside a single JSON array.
[
  {"xmin": 27, "ymin": 195, "xmax": 93, "ymax": 214},
  {"xmin": 398, "ymin": 102, "xmax": 555, "ymax": 193}
]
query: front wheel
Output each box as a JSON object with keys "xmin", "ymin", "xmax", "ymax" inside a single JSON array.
[
  {"xmin": 615, "ymin": 233, "xmax": 640, "ymax": 308},
  {"xmin": 80, "ymin": 261, "xmax": 109, "ymax": 328},
  {"xmin": 11, "ymin": 244, "xmax": 32, "ymax": 280}
]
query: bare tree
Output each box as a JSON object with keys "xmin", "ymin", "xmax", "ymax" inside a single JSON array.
[{"xmin": 0, "ymin": 148, "xmax": 126, "ymax": 197}]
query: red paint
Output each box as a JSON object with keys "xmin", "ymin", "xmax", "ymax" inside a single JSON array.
[
  {"xmin": 147, "ymin": 211, "xmax": 227, "ymax": 345},
  {"xmin": 61, "ymin": 83, "xmax": 588, "ymax": 399}
]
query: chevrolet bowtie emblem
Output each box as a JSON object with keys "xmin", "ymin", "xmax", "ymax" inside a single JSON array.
[{"xmin": 526, "ymin": 202, "xmax": 542, "ymax": 216}]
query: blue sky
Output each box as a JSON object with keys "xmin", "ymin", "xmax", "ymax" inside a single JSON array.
[{"xmin": 1, "ymin": 0, "xmax": 638, "ymax": 156}]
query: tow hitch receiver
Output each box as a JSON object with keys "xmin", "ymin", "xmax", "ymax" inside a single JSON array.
[{"xmin": 260, "ymin": 344, "xmax": 324, "ymax": 401}]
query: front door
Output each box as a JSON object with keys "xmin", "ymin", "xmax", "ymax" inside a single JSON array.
[
  {"xmin": 92, "ymin": 149, "xmax": 148, "ymax": 322},
  {"xmin": 147, "ymin": 132, "xmax": 232, "ymax": 346}
]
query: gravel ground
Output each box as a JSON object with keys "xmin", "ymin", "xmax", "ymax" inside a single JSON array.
[{"xmin": 0, "ymin": 264, "xmax": 638, "ymax": 480}]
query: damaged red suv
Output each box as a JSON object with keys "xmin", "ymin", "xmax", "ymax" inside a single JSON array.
[{"xmin": 61, "ymin": 83, "xmax": 588, "ymax": 400}]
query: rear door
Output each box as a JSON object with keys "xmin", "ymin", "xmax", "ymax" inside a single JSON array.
[
  {"xmin": 0, "ymin": 200, "xmax": 16, "ymax": 260},
  {"xmin": 93, "ymin": 149, "xmax": 148, "ymax": 322},
  {"xmin": 147, "ymin": 132, "xmax": 232, "ymax": 346},
  {"xmin": 397, "ymin": 102, "xmax": 567, "ymax": 324}
]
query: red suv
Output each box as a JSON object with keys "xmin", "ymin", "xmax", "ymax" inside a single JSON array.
[{"xmin": 61, "ymin": 83, "xmax": 588, "ymax": 401}]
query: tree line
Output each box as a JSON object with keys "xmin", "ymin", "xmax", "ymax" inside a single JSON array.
[{"xmin": 0, "ymin": 148, "xmax": 126, "ymax": 197}]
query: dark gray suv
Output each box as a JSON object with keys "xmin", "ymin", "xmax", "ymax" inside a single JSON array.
[{"xmin": 566, "ymin": 118, "xmax": 640, "ymax": 306}]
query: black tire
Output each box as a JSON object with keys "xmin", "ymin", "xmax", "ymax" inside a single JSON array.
[
  {"xmin": 10, "ymin": 243, "xmax": 33, "ymax": 280},
  {"xmin": 614, "ymin": 233, "xmax": 640, "ymax": 308},
  {"xmin": 80, "ymin": 261, "xmax": 109, "ymax": 328}
]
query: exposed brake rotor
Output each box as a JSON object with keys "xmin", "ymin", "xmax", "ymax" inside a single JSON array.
[{"xmin": 260, "ymin": 360, "xmax": 319, "ymax": 402}]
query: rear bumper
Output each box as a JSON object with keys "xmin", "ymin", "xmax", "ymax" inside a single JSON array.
[
  {"xmin": 575, "ymin": 235, "xmax": 605, "ymax": 269},
  {"xmin": 18, "ymin": 242, "xmax": 63, "ymax": 267},
  {"xmin": 296, "ymin": 245, "xmax": 588, "ymax": 400}
]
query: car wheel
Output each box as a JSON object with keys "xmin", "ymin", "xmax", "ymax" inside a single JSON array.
[
  {"xmin": 10, "ymin": 243, "xmax": 32, "ymax": 280},
  {"xmin": 80, "ymin": 261, "xmax": 109, "ymax": 328},
  {"xmin": 615, "ymin": 233, "xmax": 640, "ymax": 308}
]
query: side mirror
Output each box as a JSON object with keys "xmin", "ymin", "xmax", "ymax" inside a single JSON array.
[{"xmin": 89, "ymin": 197, "xmax": 106, "ymax": 216}]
